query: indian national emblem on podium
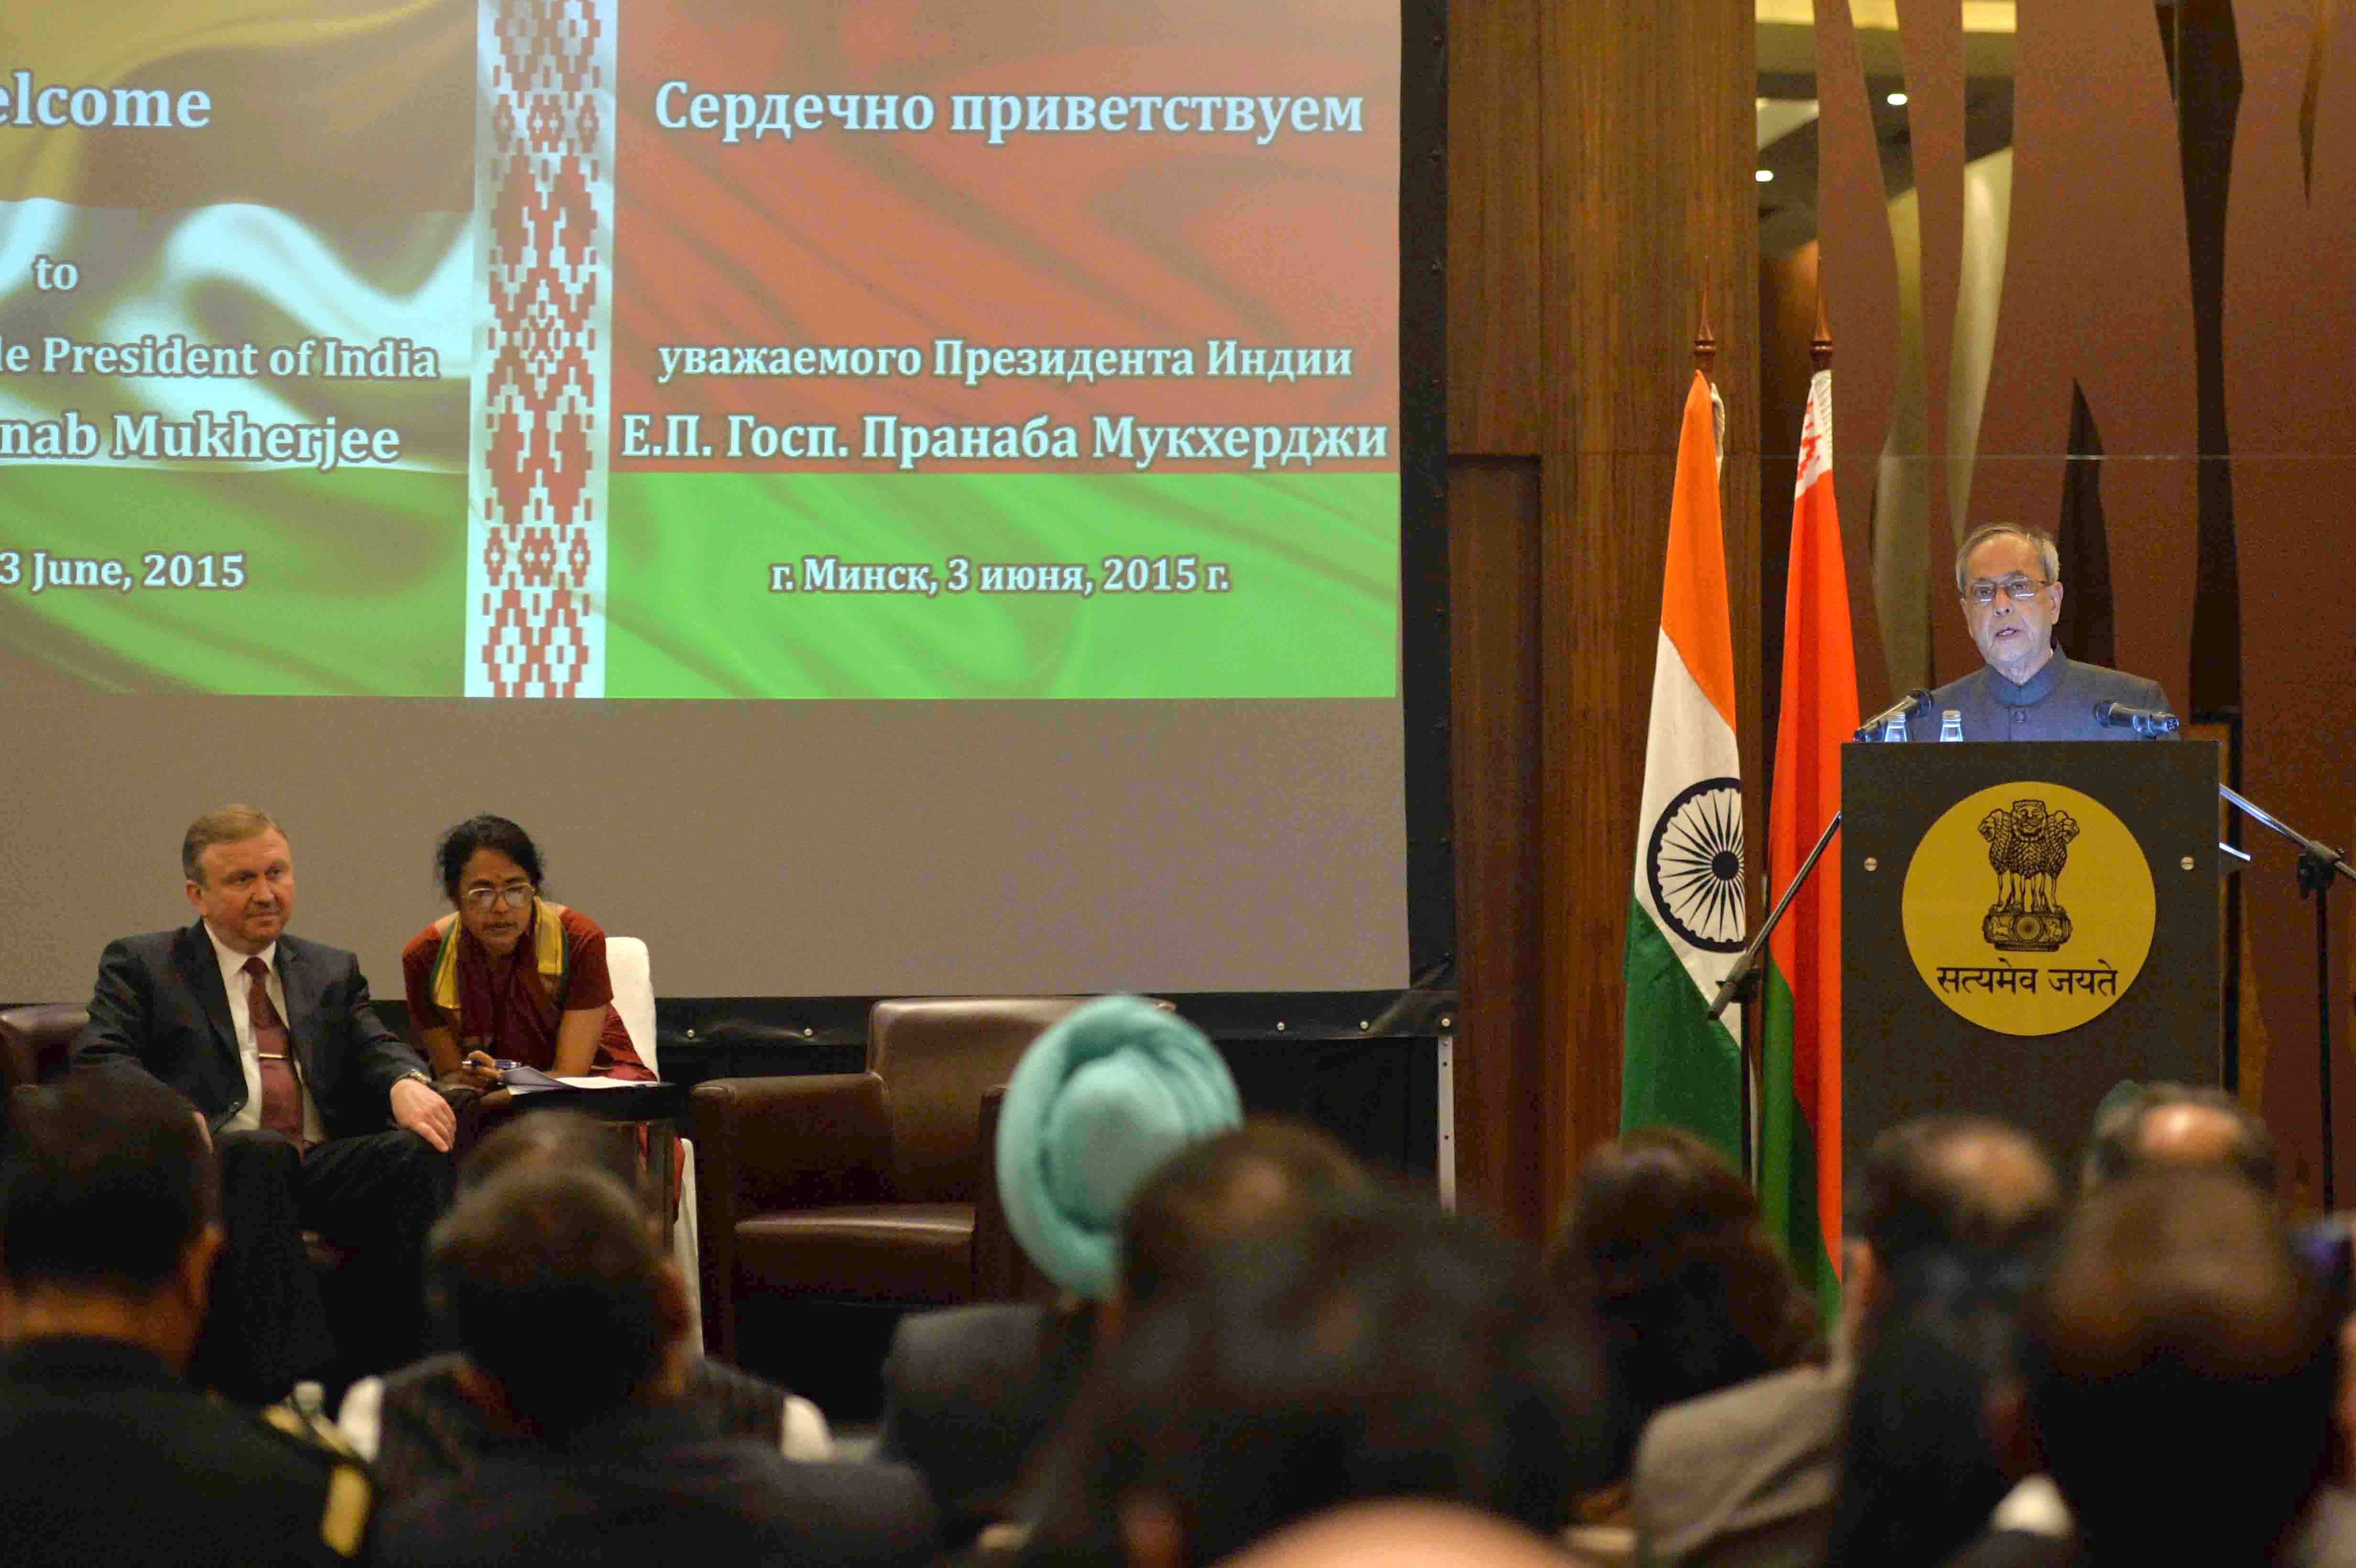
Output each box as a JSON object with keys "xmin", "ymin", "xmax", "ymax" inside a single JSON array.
[{"xmin": 1979, "ymin": 798, "xmax": 2081, "ymax": 951}]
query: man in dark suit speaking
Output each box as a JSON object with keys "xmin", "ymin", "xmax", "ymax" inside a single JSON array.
[
  {"xmin": 1907, "ymin": 524, "xmax": 2173, "ymax": 741},
  {"xmin": 72, "ymin": 804, "xmax": 454, "ymax": 1401}
]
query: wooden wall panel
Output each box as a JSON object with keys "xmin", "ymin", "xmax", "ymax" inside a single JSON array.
[
  {"xmin": 1967, "ymin": 0, "xmax": 2199, "ymax": 705},
  {"xmin": 1538, "ymin": 0, "xmax": 1761, "ymax": 1232},
  {"xmin": 1446, "ymin": 0, "xmax": 1543, "ymax": 454},
  {"xmin": 1447, "ymin": 457, "xmax": 1547, "ymax": 1233},
  {"xmin": 2227, "ymin": 0, "xmax": 2356, "ymax": 1205},
  {"xmin": 1444, "ymin": 0, "xmax": 1759, "ymax": 1241}
]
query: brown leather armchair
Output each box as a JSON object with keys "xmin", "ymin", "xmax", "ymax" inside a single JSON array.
[
  {"xmin": 690, "ymin": 996, "xmax": 1091, "ymax": 1363},
  {"xmin": 0, "ymin": 1003, "xmax": 85, "ymax": 1090}
]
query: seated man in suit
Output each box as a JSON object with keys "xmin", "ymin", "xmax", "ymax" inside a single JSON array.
[
  {"xmin": 71, "ymin": 804, "xmax": 454, "ymax": 1401},
  {"xmin": 0, "ymin": 1073, "xmax": 373, "ymax": 1567},
  {"xmin": 1908, "ymin": 524, "xmax": 2173, "ymax": 740},
  {"xmin": 377, "ymin": 1160, "xmax": 935, "ymax": 1568}
]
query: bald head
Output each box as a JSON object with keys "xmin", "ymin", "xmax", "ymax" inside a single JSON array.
[
  {"xmin": 1842, "ymin": 1117, "xmax": 2057, "ymax": 1347},
  {"xmin": 2083, "ymin": 1084, "xmax": 2277, "ymax": 1196},
  {"xmin": 1929, "ymin": 1124, "xmax": 2059, "ymax": 1234},
  {"xmin": 1221, "ymin": 1501, "xmax": 1576, "ymax": 1568},
  {"xmin": 1853, "ymin": 1115, "xmax": 2060, "ymax": 1268}
]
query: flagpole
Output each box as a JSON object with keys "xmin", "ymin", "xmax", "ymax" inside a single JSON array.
[{"xmin": 1691, "ymin": 299, "xmax": 1751, "ymax": 1179}]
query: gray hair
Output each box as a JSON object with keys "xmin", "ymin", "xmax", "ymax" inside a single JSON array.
[{"xmin": 1953, "ymin": 525, "xmax": 2060, "ymax": 596}]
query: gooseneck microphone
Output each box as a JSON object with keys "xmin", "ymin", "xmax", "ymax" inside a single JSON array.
[
  {"xmin": 2093, "ymin": 700, "xmax": 2180, "ymax": 736},
  {"xmin": 1854, "ymin": 690, "xmax": 1933, "ymax": 742}
]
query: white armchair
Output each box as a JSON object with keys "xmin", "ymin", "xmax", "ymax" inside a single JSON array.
[{"xmin": 604, "ymin": 937, "xmax": 701, "ymax": 1356}]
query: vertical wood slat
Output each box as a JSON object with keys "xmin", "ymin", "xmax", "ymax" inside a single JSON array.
[
  {"xmin": 1446, "ymin": 0, "xmax": 1544, "ymax": 455},
  {"xmin": 1447, "ymin": 457, "xmax": 1548, "ymax": 1236}
]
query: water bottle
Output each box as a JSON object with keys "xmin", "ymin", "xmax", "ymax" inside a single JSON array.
[
  {"xmin": 1880, "ymin": 710, "xmax": 1909, "ymax": 742},
  {"xmin": 1939, "ymin": 709, "xmax": 1964, "ymax": 742}
]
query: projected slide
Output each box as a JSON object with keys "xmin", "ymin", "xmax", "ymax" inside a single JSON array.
[{"xmin": 0, "ymin": 2, "xmax": 1399, "ymax": 699}]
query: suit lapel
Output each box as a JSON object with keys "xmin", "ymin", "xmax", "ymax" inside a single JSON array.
[
  {"xmin": 174, "ymin": 922, "xmax": 240, "ymax": 1074},
  {"xmin": 275, "ymin": 936, "xmax": 320, "ymax": 1087}
]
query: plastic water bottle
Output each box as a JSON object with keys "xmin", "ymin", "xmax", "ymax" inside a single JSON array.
[
  {"xmin": 1939, "ymin": 709, "xmax": 1964, "ymax": 742},
  {"xmin": 1881, "ymin": 710, "xmax": 1909, "ymax": 742}
]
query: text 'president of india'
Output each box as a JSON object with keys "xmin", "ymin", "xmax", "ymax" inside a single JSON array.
[{"xmin": 1906, "ymin": 524, "xmax": 2173, "ymax": 741}]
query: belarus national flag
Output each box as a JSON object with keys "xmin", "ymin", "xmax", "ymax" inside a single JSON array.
[
  {"xmin": 1621, "ymin": 370, "xmax": 1746, "ymax": 1165},
  {"xmin": 1763, "ymin": 367, "xmax": 1857, "ymax": 1319}
]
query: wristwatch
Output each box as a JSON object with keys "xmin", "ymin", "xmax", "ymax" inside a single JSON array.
[{"xmin": 395, "ymin": 1068, "xmax": 433, "ymax": 1090}]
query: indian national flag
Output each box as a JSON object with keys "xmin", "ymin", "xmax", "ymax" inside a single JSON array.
[
  {"xmin": 1762, "ymin": 367, "xmax": 1857, "ymax": 1321},
  {"xmin": 1622, "ymin": 370, "xmax": 1746, "ymax": 1164}
]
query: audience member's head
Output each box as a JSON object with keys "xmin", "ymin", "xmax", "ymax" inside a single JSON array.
[
  {"xmin": 1825, "ymin": 1247, "xmax": 2035, "ymax": 1567},
  {"xmin": 1118, "ymin": 1116, "xmax": 1369, "ymax": 1312},
  {"xmin": 1845, "ymin": 1114, "xmax": 2059, "ymax": 1345},
  {"xmin": 2021, "ymin": 1169, "xmax": 2335, "ymax": 1565},
  {"xmin": 1021, "ymin": 1191, "xmax": 1602, "ymax": 1567},
  {"xmin": 1548, "ymin": 1126, "xmax": 1822, "ymax": 1479},
  {"xmin": 2079, "ymin": 1080, "xmax": 2277, "ymax": 1196},
  {"xmin": 425, "ymin": 1162, "xmax": 687, "ymax": 1439},
  {"xmin": 458, "ymin": 1108, "xmax": 652, "ymax": 1213},
  {"xmin": 1219, "ymin": 1500, "xmax": 1580, "ymax": 1568},
  {"xmin": 0, "ymin": 1074, "xmax": 221, "ymax": 1369},
  {"xmin": 996, "ymin": 996, "xmax": 1243, "ymax": 1301}
]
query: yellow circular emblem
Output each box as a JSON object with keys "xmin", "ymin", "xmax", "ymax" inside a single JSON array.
[{"xmin": 1900, "ymin": 782, "xmax": 2156, "ymax": 1036}]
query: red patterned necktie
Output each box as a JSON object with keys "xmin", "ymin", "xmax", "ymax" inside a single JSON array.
[{"xmin": 243, "ymin": 956, "xmax": 306, "ymax": 1144}]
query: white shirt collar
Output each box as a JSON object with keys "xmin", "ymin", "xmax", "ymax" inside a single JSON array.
[{"xmin": 202, "ymin": 920, "xmax": 279, "ymax": 984}]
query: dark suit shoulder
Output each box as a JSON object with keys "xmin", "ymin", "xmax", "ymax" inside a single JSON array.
[
  {"xmin": 379, "ymin": 1437, "xmax": 935, "ymax": 1568},
  {"xmin": 1632, "ymin": 1362, "xmax": 1849, "ymax": 1563},
  {"xmin": 881, "ymin": 1303, "xmax": 1091, "ymax": 1546},
  {"xmin": 1926, "ymin": 668, "xmax": 1987, "ymax": 708},
  {"xmin": 0, "ymin": 1357, "xmax": 371, "ymax": 1566},
  {"xmin": 276, "ymin": 933, "xmax": 365, "ymax": 976},
  {"xmin": 1942, "ymin": 1527, "xmax": 2080, "ymax": 1568},
  {"xmin": 2058, "ymin": 658, "xmax": 2170, "ymax": 711},
  {"xmin": 891, "ymin": 1303, "xmax": 1051, "ymax": 1373},
  {"xmin": 73, "ymin": 929, "xmax": 195, "ymax": 1061},
  {"xmin": 88, "ymin": 928, "xmax": 193, "ymax": 983}
]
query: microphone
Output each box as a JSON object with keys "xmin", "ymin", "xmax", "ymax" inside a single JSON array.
[
  {"xmin": 1854, "ymin": 689, "xmax": 1933, "ymax": 742},
  {"xmin": 2093, "ymin": 700, "xmax": 2180, "ymax": 736}
]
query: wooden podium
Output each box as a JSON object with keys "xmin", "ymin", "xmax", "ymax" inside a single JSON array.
[{"xmin": 1843, "ymin": 740, "xmax": 2221, "ymax": 1176}]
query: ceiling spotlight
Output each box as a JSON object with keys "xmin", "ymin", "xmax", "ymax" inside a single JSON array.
[
  {"xmin": 1755, "ymin": 168, "xmax": 1775, "ymax": 183},
  {"xmin": 1886, "ymin": 91, "xmax": 1909, "ymax": 106}
]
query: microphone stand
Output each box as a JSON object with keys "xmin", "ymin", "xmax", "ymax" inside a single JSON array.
[
  {"xmin": 2218, "ymin": 785, "xmax": 2356, "ymax": 1206},
  {"xmin": 1708, "ymin": 810, "xmax": 1843, "ymax": 1184}
]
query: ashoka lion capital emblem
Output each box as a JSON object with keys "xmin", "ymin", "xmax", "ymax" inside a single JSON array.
[{"xmin": 1979, "ymin": 798, "xmax": 2080, "ymax": 951}]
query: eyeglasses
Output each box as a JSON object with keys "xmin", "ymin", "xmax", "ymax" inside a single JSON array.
[
  {"xmin": 461, "ymin": 882, "xmax": 534, "ymax": 912},
  {"xmin": 1964, "ymin": 577, "xmax": 2052, "ymax": 605}
]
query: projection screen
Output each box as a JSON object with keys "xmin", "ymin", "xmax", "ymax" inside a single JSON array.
[{"xmin": 0, "ymin": 1, "xmax": 1419, "ymax": 1005}]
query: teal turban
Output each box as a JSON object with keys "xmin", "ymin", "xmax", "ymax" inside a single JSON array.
[{"xmin": 995, "ymin": 995, "xmax": 1243, "ymax": 1300}]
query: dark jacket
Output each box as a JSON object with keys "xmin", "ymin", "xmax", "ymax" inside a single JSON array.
[
  {"xmin": 72, "ymin": 921, "xmax": 424, "ymax": 1140},
  {"xmin": 375, "ymin": 1402, "xmax": 937, "ymax": 1568},
  {"xmin": 1906, "ymin": 649, "xmax": 2172, "ymax": 743},
  {"xmin": 877, "ymin": 1302, "xmax": 1096, "ymax": 1546},
  {"xmin": 370, "ymin": 1351, "xmax": 790, "ymax": 1503},
  {"xmin": 0, "ymin": 1336, "xmax": 370, "ymax": 1567}
]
